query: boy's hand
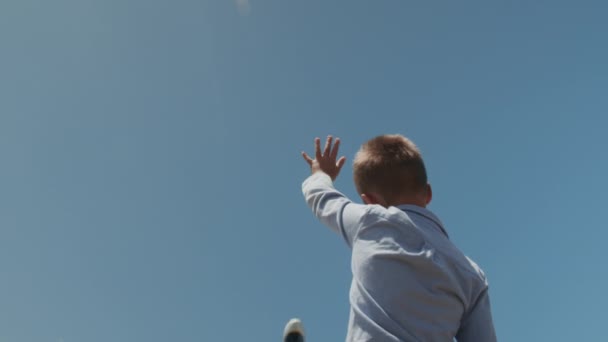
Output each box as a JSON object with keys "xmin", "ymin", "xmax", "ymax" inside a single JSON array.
[{"xmin": 302, "ymin": 136, "xmax": 347, "ymax": 181}]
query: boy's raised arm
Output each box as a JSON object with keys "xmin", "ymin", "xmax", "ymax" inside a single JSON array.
[{"xmin": 301, "ymin": 136, "xmax": 368, "ymax": 247}]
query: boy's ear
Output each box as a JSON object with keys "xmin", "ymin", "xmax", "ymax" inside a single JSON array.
[
  {"xmin": 360, "ymin": 193, "xmax": 373, "ymax": 205},
  {"xmin": 361, "ymin": 193, "xmax": 387, "ymax": 207},
  {"xmin": 425, "ymin": 183, "xmax": 433, "ymax": 205}
]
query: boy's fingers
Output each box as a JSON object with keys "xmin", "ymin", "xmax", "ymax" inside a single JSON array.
[
  {"xmin": 330, "ymin": 138, "xmax": 341, "ymax": 159},
  {"xmin": 315, "ymin": 137, "xmax": 322, "ymax": 160},
  {"xmin": 323, "ymin": 136, "xmax": 333, "ymax": 157},
  {"xmin": 302, "ymin": 152, "xmax": 313, "ymax": 166},
  {"xmin": 337, "ymin": 156, "xmax": 346, "ymax": 169}
]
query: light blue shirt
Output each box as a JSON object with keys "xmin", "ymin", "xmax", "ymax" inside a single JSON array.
[{"xmin": 302, "ymin": 173, "xmax": 497, "ymax": 342}]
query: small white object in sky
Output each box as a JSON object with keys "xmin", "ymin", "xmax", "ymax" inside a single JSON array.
[{"xmin": 236, "ymin": 0, "xmax": 251, "ymax": 16}]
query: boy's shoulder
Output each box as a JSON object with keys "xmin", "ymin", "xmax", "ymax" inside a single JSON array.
[{"xmin": 463, "ymin": 255, "xmax": 489, "ymax": 285}]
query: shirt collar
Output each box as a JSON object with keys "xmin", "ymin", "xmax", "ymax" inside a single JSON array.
[{"xmin": 396, "ymin": 204, "xmax": 449, "ymax": 239}]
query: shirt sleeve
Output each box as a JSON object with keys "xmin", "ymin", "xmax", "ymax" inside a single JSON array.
[
  {"xmin": 301, "ymin": 172, "xmax": 369, "ymax": 248},
  {"xmin": 455, "ymin": 288, "xmax": 497, "ymax": 342}
]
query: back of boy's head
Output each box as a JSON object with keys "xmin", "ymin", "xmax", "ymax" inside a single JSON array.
[{"xmin": 353, "ymin": 134, "xmax": 428, "ymax": 203}]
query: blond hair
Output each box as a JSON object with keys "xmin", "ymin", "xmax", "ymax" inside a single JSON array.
[{"xmin": 353, "ymin": 134, "xmax": 427, "ymax": 202}]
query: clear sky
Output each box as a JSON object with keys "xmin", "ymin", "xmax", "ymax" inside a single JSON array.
[{"xmin": 1, "ymin": 0, "xmax": 607, "ymax": 341}]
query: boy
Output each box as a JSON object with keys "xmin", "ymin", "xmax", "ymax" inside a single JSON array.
[{"xmin": 301, "ymin": 135, "xmax": 496, "ymax": 342}]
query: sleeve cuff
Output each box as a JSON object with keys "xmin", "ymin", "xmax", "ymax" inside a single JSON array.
[{"xmin": 302, "ymin": 172, "xmax": 334, "ymax": 192}]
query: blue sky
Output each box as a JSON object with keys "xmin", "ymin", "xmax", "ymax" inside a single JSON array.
[{"xmin": 1, "ymin": 0, "xmax": 607, "ymax": 341}]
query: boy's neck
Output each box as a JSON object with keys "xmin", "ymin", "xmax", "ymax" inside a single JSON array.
[{"xmin": 362, "ymin": 186, "xmax": 432, "ymax": 208}]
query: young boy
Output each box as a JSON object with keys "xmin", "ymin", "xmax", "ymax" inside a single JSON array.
[{"xmin": 301, "ymin": 135, "xmax": 497, "ymax": 342}]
